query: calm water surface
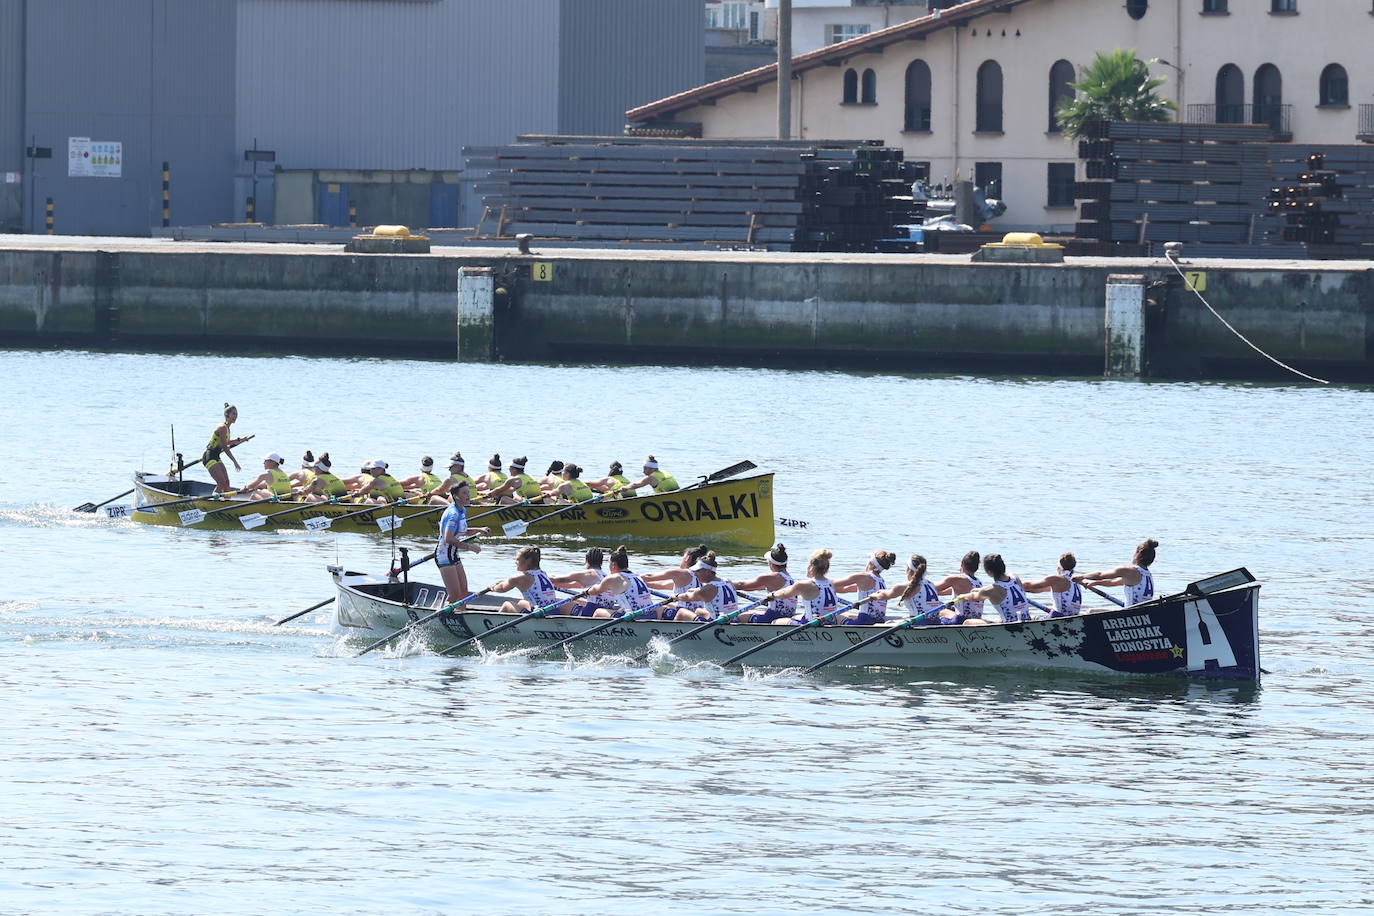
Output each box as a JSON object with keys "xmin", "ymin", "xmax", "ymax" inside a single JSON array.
[{"xmin": 2, "ymin": 350, "xmax": 1372, "ymax": 915}]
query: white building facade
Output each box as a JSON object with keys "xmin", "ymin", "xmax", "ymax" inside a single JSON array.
[{"xmin": 647, "ymin": 0, "xmax": 1374, "ymax": 233}]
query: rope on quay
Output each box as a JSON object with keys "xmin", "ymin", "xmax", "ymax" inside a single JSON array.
[{"xmin": 1164, "ymin": 246, "xmax": 1329, "ymax": 385}]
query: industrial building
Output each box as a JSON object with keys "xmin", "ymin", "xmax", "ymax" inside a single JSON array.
[{"xmin": 0, "ymin": 0, "xmax": 703, "ymax": 236}]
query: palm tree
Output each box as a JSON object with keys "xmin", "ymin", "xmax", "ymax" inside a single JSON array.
[{"xmin": 1057, "ymin": 49, "xmax": 1175, "ymax": 139}]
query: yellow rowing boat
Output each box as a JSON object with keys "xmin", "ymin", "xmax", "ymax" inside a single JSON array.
[{"xmin": 129, "ymin": 471, "xmax": 776, "ymax": 547}]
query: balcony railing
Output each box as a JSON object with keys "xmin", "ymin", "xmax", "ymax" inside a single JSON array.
[
  {"xmin": 1360, "ymin": 104, "xmax": 1374, "ymax": 143},
  {"xmin": 1184, "ymin": 102, "xmax": 1291, "ymax": 137}
]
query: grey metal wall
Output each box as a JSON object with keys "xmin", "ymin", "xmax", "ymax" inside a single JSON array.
[
  {"xmin": 557, "ymin": 0, "xmax": 705, "ymax": 136},
  {"xmin": 23, "ymin": 0, "xmax": 236, "ymax": 235},
  {"xmin": 0, "ymin": 0, "xmax": 25, "ymax": 230}
]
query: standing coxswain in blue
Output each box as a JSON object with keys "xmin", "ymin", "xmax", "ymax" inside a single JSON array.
[
  {"xmin": 833, "ymin": 550, "xmax": 897, "ymax": 625},
  {"xmin": 665, "ymin": 553, "xmax": 737, "ymax": 623},
  {"xmin": 434, "ymin": 481, "xmax": 485, "ymax": 602},
  {"xmin": 730, "ymin": 543, "xmax": 797, "ymax": 624},
  {"xmin": 490, "ymin": 546, "xmax": 560, "ymax": 615},
  {"xmin": 1022, "ymin": 553, "xmax": 1084, "ymax": 618},
  {"xmin": 581, "ymin": 546, "xmax": 658, "ymax": 620},
  {"xmin": 858, "ymin": 555, "xmax": 949, "ymax": 624},
  {"xmin": 949, "ymin": 554, "xmax": 1031, "ymax": 624},
  {"xmin": 934, "ymin": 551, "xmax": 986, "ymax": 624},
  {"xmin": 1075, "ymin": 538, "xmax": 1159, "ymax": 606},
  {"xmin": 762, "ymin": 549, "xmax": 839, "ymax": 626}
]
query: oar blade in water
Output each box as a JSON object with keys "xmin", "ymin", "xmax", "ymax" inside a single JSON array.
[
  {"xmin": 239, "ymin": 513, "xmax": 267, "ymax": 530},
  {"xmin": 377, "ymin": 514, "xmax": 402, "ymax": 533},
  {"xmin": 178, "ymin": 508, "xmax": 206, "ymax": 526},
  {"xmin": 501, "ymin": 518, "xmax": 528, "ymax": 537},
  {"xmin": 304, "ymin": 516, "xmax": 332, "ymax": 532}
]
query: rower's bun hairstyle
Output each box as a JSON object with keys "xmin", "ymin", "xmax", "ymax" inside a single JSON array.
[
  {"xmin": 547, "ymin": 460, "xmax": 564, "ymax": 475},
  {"xmin": 566, "ymin": 463, "xmax": 582, "ymax": 479},
  {"xmin": 223, "ymin": 402, "xmax": 236, "ymax": 417},
  {"xmin": 983, "ymin": 553, "xmax": 1007, "ymax": 579},
  {"xmin": 609, "ymin": 461, "xmax": 623, "ymax": 475},
  {"xmin": 316, "ymin": 452, "xmax": 331, "ymax": 467},
  {"xmin": 517, "ymin": 545, "xmax": 541, "ymax": 566},
  {"xmin": 450, "ymin": 452, "xmax": 465, "ymax": 466},
  {"xmin": 808, "ymin": 548, "xmax": 832, "ymax": 577},
  {"xmin": 872, "ymin": 550, "xmax": 897, "ymax": 571},
  {"xmin": 512, "ymin": 456, "xmax": 528, "ymax": 470},
  {"xmin": 301, "ymin": 449, "xmax": 315, "ymax": 463},
  {"xmin": 685, "ymin": 543, "xmax": 709, "ymax": 564},
  {"xmin": 1136, "ymin": 538, "xmax": 1160, "ymax": 568},
  {"xmin": 901, "ymin": 555, "xmax": 928, "ymax": 600},
  {"xmin": 962, "ymin": 551, "xmax": 981, "ymax": 574},
  {"xmin": 767, "ymin": 543, "xmax": 788, "ymax": 565},
  {"xmin": 609, "ymin": 545, "xmax": 630, "ymax": 570},
  {"xmin": 421, "ymin": 455, "xmax": 434, "ymax": 468},
  {"xmin": 585, "ymin": 547, "xmax": 604, "ymax": 568},
  {"xmin": 1059, "ymin": 552, "xmax": 1077, "ymax": 572},
  {"xmin": 699, "ymin": 551, "xmax": 718, "ymax": 569},
  {"xmin": 488, "ymin": 453, "xmax": 501, "ymax": 470}
]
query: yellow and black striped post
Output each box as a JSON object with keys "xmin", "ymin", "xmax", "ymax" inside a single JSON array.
[
  {"xmin": 246, "ymin": 196, "xmax": 255, "ymax": 222},
  {"xmin": 161, "ymin": 161, "xmax": 170, "ymax": 227},
  {"xmin": 45, "ymin": 197, "xmax": 53, "ymax": 235},
  {"xmin": 348, "ymin": 199, "xmax": 357, "ymax": 228}
]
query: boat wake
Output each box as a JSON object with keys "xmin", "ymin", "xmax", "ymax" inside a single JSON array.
[
  {"xmin": 7, "ymin": 613, "xmax": 333, "ymax": 646},
  {"xmin": 0, "ymin": 503, "xmax": 130, "ymax": 530},
  {"xmin": 0, "ymin": 600, "xmax": 40, "ymax": 614}
]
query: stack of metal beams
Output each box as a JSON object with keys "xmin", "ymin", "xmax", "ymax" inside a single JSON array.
[
  {"xmin": 1267, "ymin": 148, "xmax": 1374, "ymax": 257},
  {"xmin": 463, "ymin": 136, "xmax": 925, "ymax": 252}
]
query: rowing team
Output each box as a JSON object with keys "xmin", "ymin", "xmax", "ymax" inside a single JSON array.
[{"xmin": 439, "ymin": 538, "xmax": 1162, "ymax": 627}]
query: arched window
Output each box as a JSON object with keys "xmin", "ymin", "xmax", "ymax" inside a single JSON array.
[
  {"xmin": 860, "ymin": 68, "xmax": 877, "ymax": 105},
  {"xmin": 1048, "ymin": 59, "xmax": 1075, "ymax": 133},
  {"xmin": 842, "ymin": 68, "xmax": 858, "ymax": 104},
  {"xmin": 1215, "ymin": 63, "xmax": 1244, "ymax": 123},
  {"xmin": 1253, "ymin": 63, "xmax": 1283, "ymax": 131},
  {"xmin": 1319, "ymin": 64, "xmax": 1348, "ymax": 106},
  {"xmin": 975, "ymin": 60, "xmax": 1003, "ymax": 132},
  {"xmin": 904, "ymin": 60, "xmax": 932, "ymax": 131}
]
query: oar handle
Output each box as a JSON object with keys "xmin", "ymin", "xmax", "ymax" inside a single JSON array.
[
  {"xmin": 354, "ymin": 586, "xmax": 494, "ymax": 657},
  {"xmin": 1080, "ymin": 580, "xmax": 1127, "ymax": 608},
  {"xmin": 528, "ymin": 596, "xmax": 673, "ymax": 659},
  {"xmin": 439, "ymin": 590, "xmax": 590, "ymax": 656}
]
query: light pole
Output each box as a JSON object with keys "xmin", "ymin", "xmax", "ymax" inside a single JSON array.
[
  {"xmin": 777, "ymin": 0, "xmax": 792, "ymax": 139},
  {"xmin": 1155, "ymin": 58, "xmax": 1185, "ymax": 114}
]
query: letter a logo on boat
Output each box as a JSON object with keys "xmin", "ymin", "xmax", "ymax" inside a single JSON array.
[{"xmin": 1184, "ymin": 599, "xmax": 1237, "ymax": 673}]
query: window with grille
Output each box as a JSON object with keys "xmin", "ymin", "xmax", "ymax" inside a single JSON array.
[{"xmin": 1047, "ymin": 163, "xmax": 1075, "ymax": 208}]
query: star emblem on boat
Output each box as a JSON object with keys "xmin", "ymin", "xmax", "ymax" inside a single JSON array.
[{"xmin": 1170, "ymin": 644, "xmax": 1184, "ymax": 658}]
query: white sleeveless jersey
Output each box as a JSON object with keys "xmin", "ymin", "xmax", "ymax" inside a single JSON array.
[
  {"xmin": 1051, "ymin": 571, "xmax": 1083, "ymax": 617},
  {"xmin": 706, "ymin": 578, "xmax": 738, "ymax": 617},
  {"xmin": 990, "ymin": 577, "xmax": 1031, "ymax": 623},
  {"xmin": 674, "ymin": 571, "xmax": 702, "ymax": 610},
  {"xmin": 1124, "ymin": 566, "xmax": 1155, "ymax": 606},
  {"xmin": 586, "ymin": 569, "xmax": 617, "ymax": 609},
  {"xmin": 899, "ymin": 578, "xmax": 943, "ymax": 617},
  {"xmin": 857, "ymin": 571, "xmax": 888, "ymax": 619},
  {"xmin": 769, "ymin": 570, "xmax": 797, "ymax": 616},
  {"xmin": 957, "ymin": 573, "xmax": 984, "ymax": 620},
  {"xmin": 520, "ymin": 569, "xmax": 558, "ymax": 609},
  {"xmin": 797, "ymin": 577, "xmax": 838, "ymax": 621},
  {"xmin": 613, "ymin": 571, "xmax": 657, "ymax": 615}
]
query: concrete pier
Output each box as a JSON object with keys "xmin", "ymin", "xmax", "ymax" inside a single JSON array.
[{"xmin": 1, "ymin": 235, "xmax": 1370, "ymax": 380}]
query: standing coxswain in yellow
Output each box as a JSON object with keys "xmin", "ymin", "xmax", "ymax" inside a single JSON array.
[
  {"xmin": 242, "ymin": 452, "xmax": 295, "ymax": 500},
  {"xmin": 587, "ymin": 461, "xmax": 634, "ymax": 498},
  {"xmin": 613, "ymin": 456, "xmax": 679, "ymax": 496},
  {"xmin": 550, "ymin": 463, "xmax": 596, "ymax": 503},
  {"xmin": 488, "ymin": 456, "xmax": 546, "ymax": 505},
  {"xmin": 300, "ymin": 453, "xmax": 348, "ymax": 502},
  {"xmin": 203, "ymin": 403, "xmax": 250, "ymax": 493},
  {"xmin": 353, "ymin": 459, "xmax": 404, "ymax": 504},
  {"xmin": 474, "ymin": 454, "xmax": 507, "ymax": 498}
]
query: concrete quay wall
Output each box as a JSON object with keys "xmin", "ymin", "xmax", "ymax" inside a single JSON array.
[{"xmin": 0, "ymin": 239, "xmax": 1369, "ymax": 380}]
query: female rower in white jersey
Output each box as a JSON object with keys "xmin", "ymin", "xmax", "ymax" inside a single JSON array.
[
  {"xmin": 490, "ymin": 546, "xmax": 561, "ymax": 616},
  {"xmin": 949, "ymin": 554, "xmax": 1031, "ymax": 625},
  {"xmin": 731, "ymin": 543, "xmax": 797, "ymax": 624},
  {"xmin": 641, "ymin": 544, "xmax": 710, "ymax": 617},
  {"xmin": 582, "ymin": 546, "xmax": 659, "ymax": 620},
  {"xmin": 666, "ymin": 552, "xmax": 738, "ymax": 623},
  {"xmin": 934, "ymin": 550, "xmax": 987, "ymax": 624},
  {"xmin": 1074, "ymin": 538, "xmax": 1159, "ymax": 607},
  {"xmin": 858, "ymin": 555, "xmax": 950, "ymax": 624},
  {"xmin": 550, "ymin": 547, "xmax": 621, "ymax": 618},
  {"xmin": 832, "ymin": 550, "xmax": 898, "ymax": 625},
  {"xmin": 1021, "ymin": 552, "xmax": 1085, "ymax": 618},
  {"xmin": 434, "ymin": 481, "xmax": 485, "ymax": 602},
  {"xmin": 762, "ymin": 549, "xmax": 839, "ymax": 626}
]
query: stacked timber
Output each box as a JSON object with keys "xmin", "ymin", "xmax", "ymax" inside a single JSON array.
[
  {"xmin": 1073, "ymin": 121, "xmax": 1285, "ymax": 255},
  {"xmin": 1267, "ymin": 148, "xmax": 1374, "ymax": 257},
  {"xmin": 464, "ymin": 136, "xmax": 925, "ymax": 252}
]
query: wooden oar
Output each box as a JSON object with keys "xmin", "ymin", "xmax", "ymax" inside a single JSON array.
[
  {"xmin": 718, "ymin": 595, "xmax": 864, "ymax": 667},
  {"xmin": 437, "ymin": 590, "xmax": 591, "ymax": 657},
  {"xmin": 677, "ymin": 459, "xmax": 757, "ymax": 492},
  {"xmin": 523, "ymin": 595, "xmax": 680, "ymax": 659},
  {"xmin": 355, "ymin": 585, "xmax": 495, "ymax": 658},
  {"xmin": 179, "ymin": 494, "xmax": 279, "ymax": 526},
  {"xmin": 1079, "ymin": 580, "xmax": 1127, "ymax": 608},
  {"xmin": 802, "ymin": 602, "xmax": 959, "ymax": 674},
  {"xmin": 274, "ymin": 596, "xmax": 334, "ymax": 627},
  {"xmin": 500, "ymin": 493, "xmax": 603, "ymax": 537}
]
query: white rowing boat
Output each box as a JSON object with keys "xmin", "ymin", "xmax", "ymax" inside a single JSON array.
[{"xmin": 329, "ymin": 567, "xmax": 1261, "ymax": 681}]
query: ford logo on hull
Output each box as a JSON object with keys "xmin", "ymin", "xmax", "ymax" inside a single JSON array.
[{"xmin": 596, "ymin": 506, "xmax": 629, "ymax": 519}]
